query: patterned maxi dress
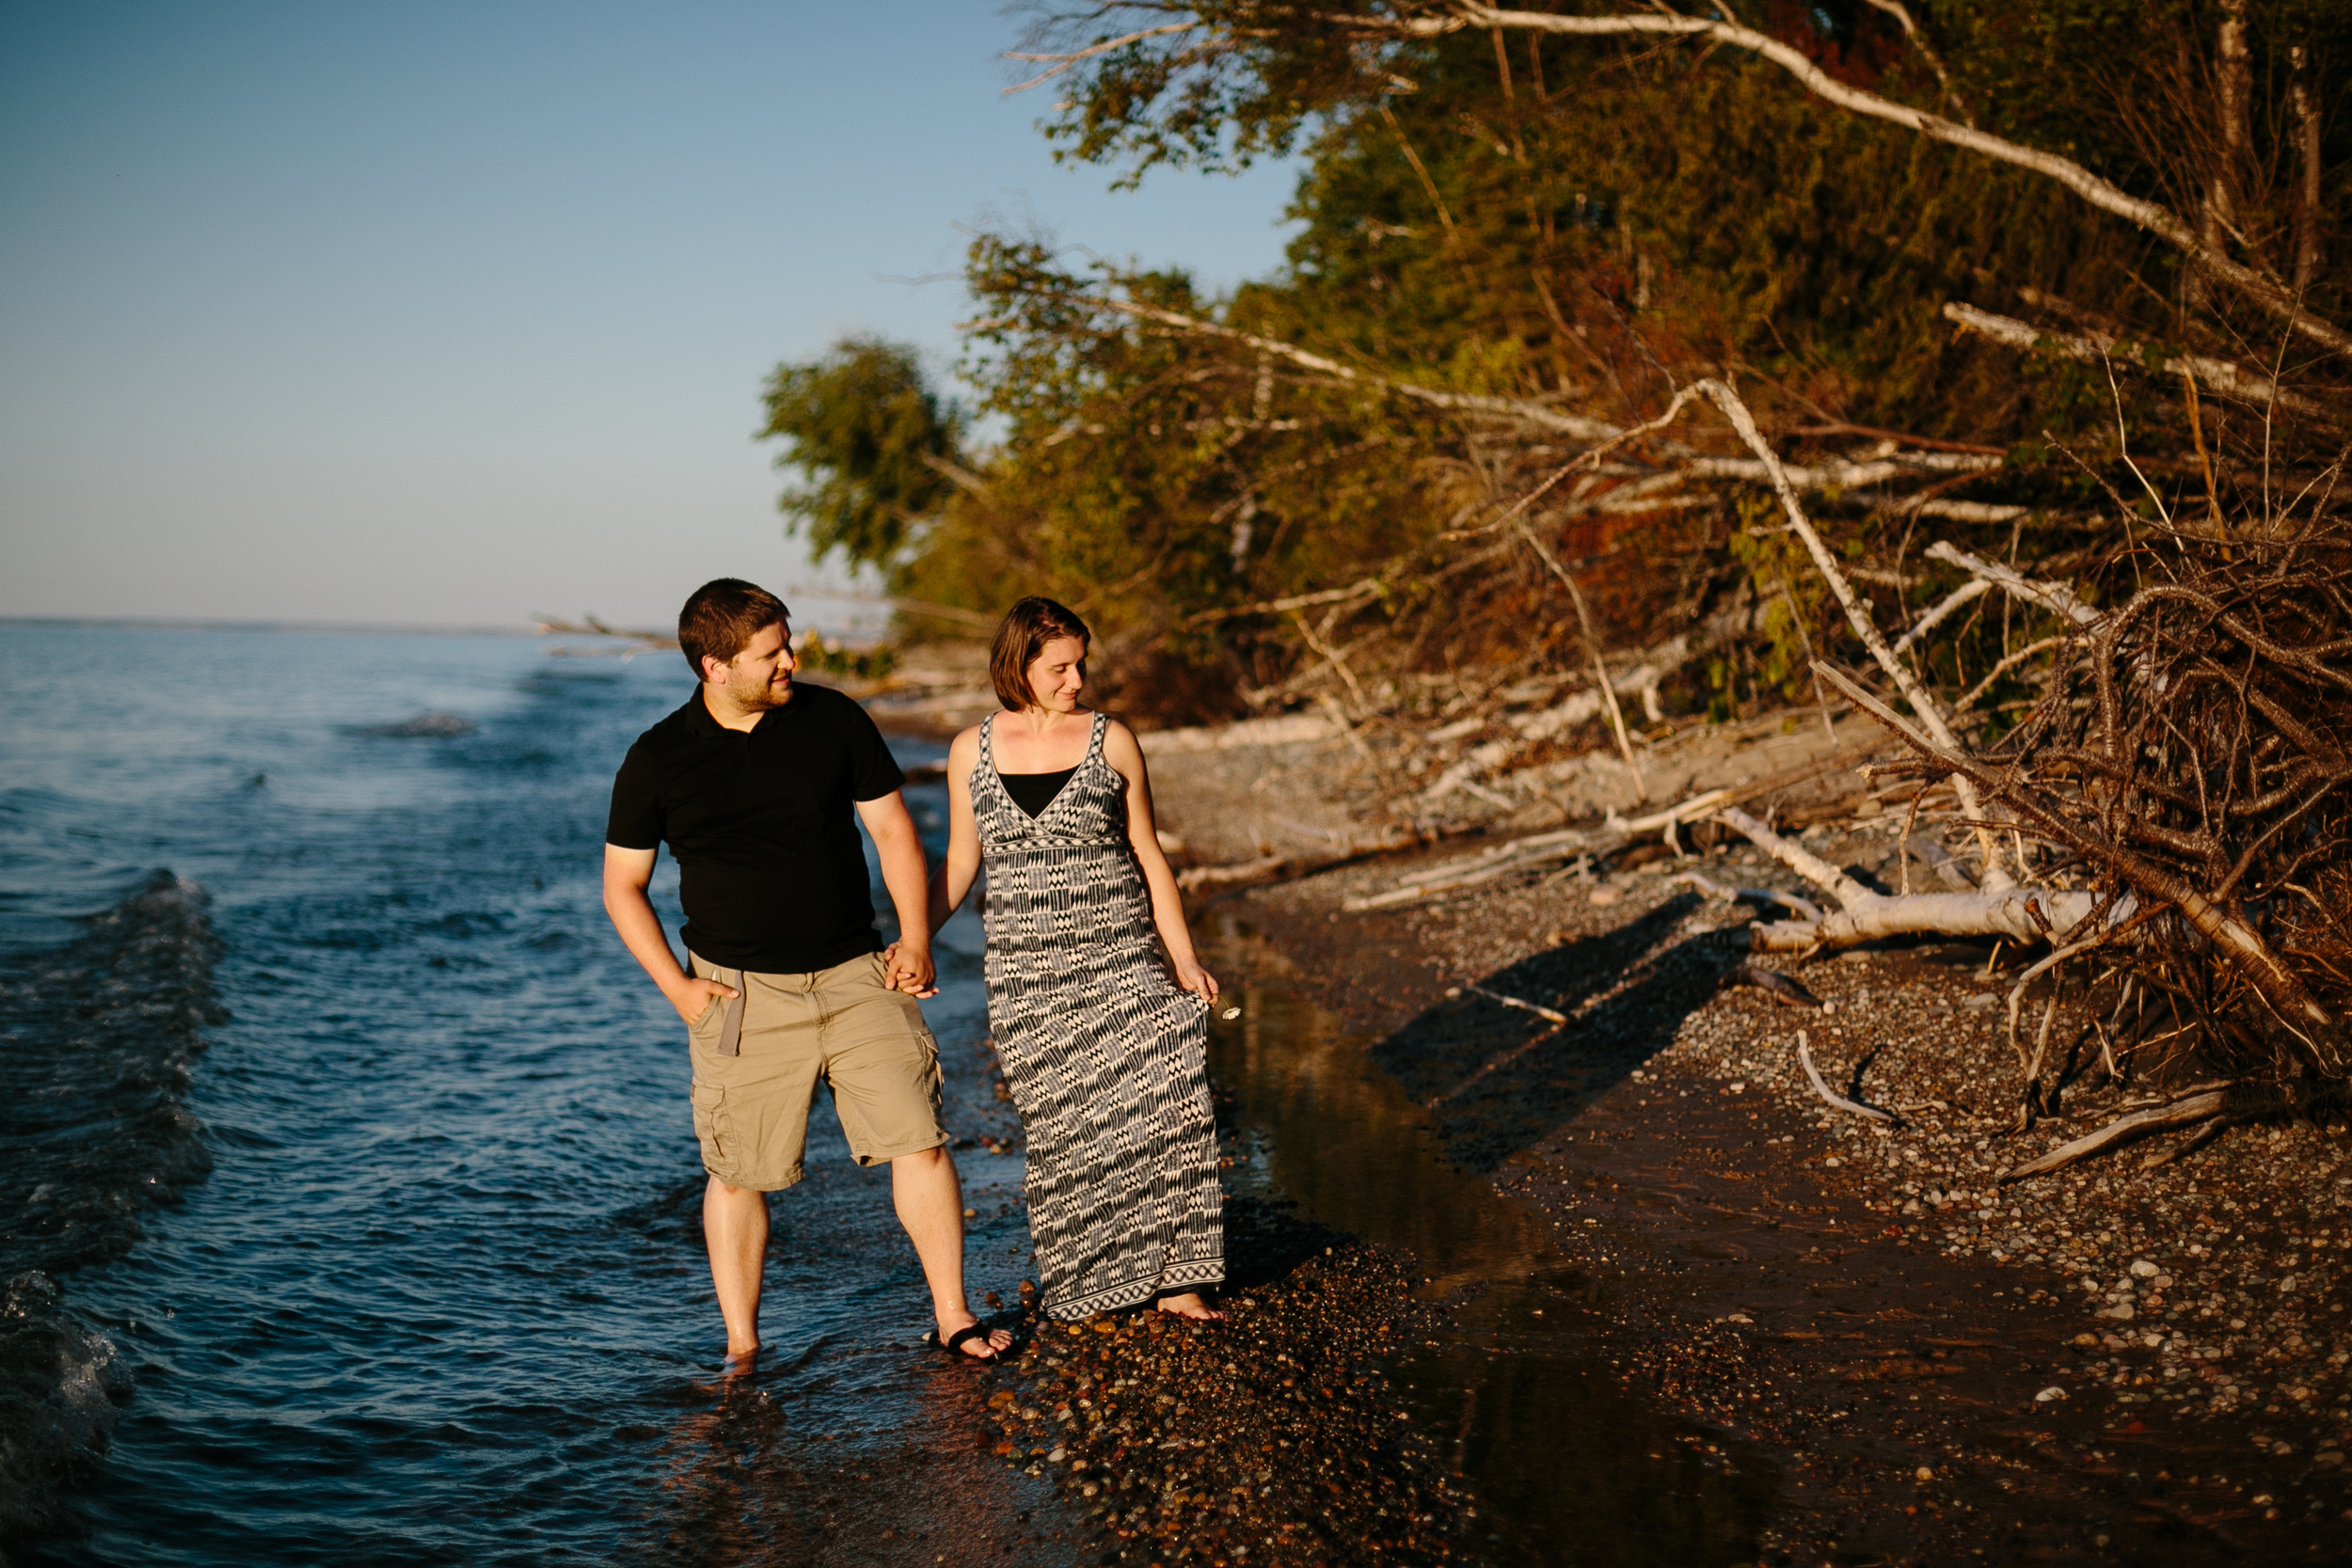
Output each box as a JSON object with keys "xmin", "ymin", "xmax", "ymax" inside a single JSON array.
[{"xmin": 975, "ymin": 711, "xmax": 1224, "ymax": 1320}]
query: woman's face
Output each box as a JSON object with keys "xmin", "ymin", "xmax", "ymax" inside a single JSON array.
[{"xmin": 1025, "ymin": 636, "xmax": 1088, "ymax": 713}]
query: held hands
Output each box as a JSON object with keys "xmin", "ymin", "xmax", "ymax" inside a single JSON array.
[
  {"xmin": 666, "ymin": 974, "xmax": 739, "ymax": 1026},
  {"xmin": 881, "ymin": 939, "xmax": 939, "ymax": 998},
  {"xmin": 1173, "ymin": 957, "xmax": 1219, "ymax": 1005}
]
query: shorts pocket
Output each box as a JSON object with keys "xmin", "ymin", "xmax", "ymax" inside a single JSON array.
[
  {"xmin": 915, "ymin": 1027, "xmax": 944, "ymax": 1114},
  {"xmin": 690, "ymin": 1080, "xmax": 732, "ymax": 1167}
]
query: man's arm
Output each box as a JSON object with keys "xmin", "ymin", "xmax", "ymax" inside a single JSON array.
[
  {"xmin": 855, "ymin": 791, "xmax": 936, "ymax": 995},
  {"xmin": 603, "ymin": 844, "xmax": 739, "ymax": 1024}
]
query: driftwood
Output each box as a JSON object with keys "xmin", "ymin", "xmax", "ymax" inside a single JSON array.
[
  {"xmin": 1797, "ymin": 1031, "xmax": 1899, "ymax": 1123},
  {"xmin": 1467, "ymin": 983, "xmax": 1570, "ymax": 1026},
  {"xmin": 1941, "ymin": 303, "xmax": 2330, "ymax": 422},
  {"xmin": 1676, "ymin": 872, "xmax": 1822, "ymax": 924},
  {"xmin": 1341, "ymin": 820, "xmax": 1633, "ymax": 911},
  {"xmin": 2139, "ymin": 1116, "xmax": 2229, "ymax": 1170},
  {"xmin": 1177, "ymin": 830, "xmax": 1426, "ymax": 895},
  {"xmin": 533, "ymin": 615, "xmax": 677, "ymax": 656},
  {"xmin": 1998, "ymin": 1087, "xmax": 2233, "ymax": 1182},
  {"xmin": 1920, "ymin": 541, "xmax": 2099, "ymax": 627},
  {"xmin": 1414, "ymin": 640, "xmax": 1688, "ymax": 804},
  {"xmin": 1063, "ymin": 287, "xmax": 2344, "ymax": 1180},
  {"xmin": 1347, "ymin": 736, "xmax": 1887, "ymax": 912},
  {"xmin": 1716, "ymin": 806, "xmax": 2105, "ymax": 954}
]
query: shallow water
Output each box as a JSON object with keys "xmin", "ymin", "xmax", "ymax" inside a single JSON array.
[
  {"xmin": 1200, "ymin": 918, "xmax": 1777, "ymax": 1566},
  {"xmin": 5, "ymin": 622, "xmax": 1771, "ymax": 1566},
  {"xmin": 0, "ymin": 626, "xmax": 1025, "ymax": 1565}
]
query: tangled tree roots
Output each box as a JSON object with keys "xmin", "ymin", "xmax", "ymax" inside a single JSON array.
[{"xmin": 1862, "ymin": 523, "xmax": 2352, "ymax": 1092}]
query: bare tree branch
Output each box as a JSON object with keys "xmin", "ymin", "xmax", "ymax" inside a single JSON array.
[
  {"xmin": 1858, "ymin": 0, "xmax": 1968, "ymax": 122},
  {"xmin": 1073, "ymin": 290, "xmax": 1626, "ymax": 437},
  {"xmin": 1942, "ymin": 302, "xmax": 2331, "ymax": 418},
  {"xmin": 1815, "ymin": 661, "xmax": 2336, "ymax": 1036},
  {"xmin": 1003, "ymin": 21, "xmax": 1203, "ymax": 93},
  {"xmin": 1892, "ymin": 578, "xmax": 1990, "ymax": 657},
  {"xmin": 1922, "ymin": 541, "xmax": 2099, "ymax": 626},
  {"xmin": 1692, "ymin": 377, "xmax": 2017, "ymax": 884},
  {"xmin": 1359, "ymin": 7, "xmax": 2351, "ymax": 356}
]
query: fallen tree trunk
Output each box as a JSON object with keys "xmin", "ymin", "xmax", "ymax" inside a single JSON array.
[{"xmin": 1717, "ymin": 805, "xmax": 2106, "ymax": 953}]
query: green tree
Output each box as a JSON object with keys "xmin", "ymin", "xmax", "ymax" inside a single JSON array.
[
  {"xmin": 770, "ymin": 3, "xmax": 2351, "ymax": 722},
  {"xmin": 758, "ymin": 335, "xmax": 969, "ymax": 576}
]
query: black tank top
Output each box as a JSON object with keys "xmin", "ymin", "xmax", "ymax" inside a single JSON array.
[{"xmin": 997, "ymin": 767, "xmax": 1077, "ymax": 819}]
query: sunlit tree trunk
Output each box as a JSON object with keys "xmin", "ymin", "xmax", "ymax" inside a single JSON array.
[
  {"xmin": 2200, "ymin": 0, "xmax": 2252, "ymax": 285},
  {"xmin": 2291, "ymin": 44, "xmax": 2326, "ymax": 293}
]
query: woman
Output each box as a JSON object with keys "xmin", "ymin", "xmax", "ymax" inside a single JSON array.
[{"xmin": 926, "ymin": 596, "xmax": 1225, "ymax": 1323}]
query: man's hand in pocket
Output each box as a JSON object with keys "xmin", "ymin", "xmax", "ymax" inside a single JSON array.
[{"xmin": 665, "ymin": 975, "xmax": 739, "ymax": 1026}]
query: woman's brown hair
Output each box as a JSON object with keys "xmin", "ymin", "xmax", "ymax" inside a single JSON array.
[{"xmin": 989, "ymin": 596, "xmax": 1091, "ymax": 711}]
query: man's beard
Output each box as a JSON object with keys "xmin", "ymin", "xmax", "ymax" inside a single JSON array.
[{"xmin": 735, "ymin": 672, "xmax": 794, "ymax": 709}]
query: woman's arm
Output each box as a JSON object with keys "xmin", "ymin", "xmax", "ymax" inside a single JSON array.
[
  {"xmin": 925, "ymin": 726, "xmax": 985, "ymax": 939},
  {"xmin": 1104, "ymin": 721, "xmax": 1219, "ymax": 1004}
]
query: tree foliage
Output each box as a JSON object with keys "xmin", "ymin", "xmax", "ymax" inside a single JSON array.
[
  {"xmin": 763, "ymin": 1, "xmax": 2351, "ymax": 730},
  {"xmin": 758, "ymin": 335, "xmax": 967, "ymax": 577}
]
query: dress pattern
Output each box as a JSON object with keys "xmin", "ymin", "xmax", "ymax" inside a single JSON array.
[{"xmin": 976, "ymin": 712, "xmax": 1223, "ymax": 1320}]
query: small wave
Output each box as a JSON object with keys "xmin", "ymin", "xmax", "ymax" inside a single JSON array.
[
  {"xmin": 352, "ymin": 710, "xmax": 476, "ymax": 738},
  {"xmin": 0, "ymin": 871, "xmax": 220, "ymax": 1544}
]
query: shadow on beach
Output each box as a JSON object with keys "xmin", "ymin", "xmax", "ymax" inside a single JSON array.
[{"xmin": 1367, "ymin": 894, "xmax": 1745, "ymax": 1173}]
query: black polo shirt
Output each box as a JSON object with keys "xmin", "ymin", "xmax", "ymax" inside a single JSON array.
[{"xmin": 605, "ymin": 682, "xmax": 905, "ymax": 974}]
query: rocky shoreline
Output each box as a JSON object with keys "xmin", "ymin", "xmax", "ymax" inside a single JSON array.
[
  {"xmin": 971, "ymin": 1199, "xmax": 1468, "ymax": 1567},
  {"xmin": 1181, "ymin": 797, "xmax": 2352, "ymax": 1562},
  {"xmin": 859, "ymin": 681, "xmax": 2349, "ymax": 1563}
]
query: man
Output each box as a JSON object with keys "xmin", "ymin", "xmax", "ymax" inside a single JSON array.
[{"xmin": 602, "ymin": 578, "xmax": 1009, "ymax": 1372}]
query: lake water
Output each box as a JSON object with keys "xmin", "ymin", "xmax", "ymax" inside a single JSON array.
[
  {"xmin": 2, "ymin": 622, "xmax": 1765, "ymax": 1567},
  {"xmin": 0, "ymin": 624, "xmax": 1021, "ymax": 1566}
]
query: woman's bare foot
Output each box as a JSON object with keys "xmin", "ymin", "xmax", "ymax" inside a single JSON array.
[
  {"xmin": 718, "ymin": 1344, "xmax": 761, "ymax": 1379},
  {"xmin": 1155, "ymin": 1291, "xmax": 1225, "ymax": 1322},
  {"xmin": 937, "ymin": 1307, "xmax": 1013, "ymax": 1359}
]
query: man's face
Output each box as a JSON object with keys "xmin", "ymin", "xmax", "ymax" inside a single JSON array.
[{"xmin": 707, "ymin": 622, "xmax": 796, "ymax": 707}]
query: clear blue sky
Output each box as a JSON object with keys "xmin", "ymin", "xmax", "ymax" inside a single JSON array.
[{"xmin": 0, "ymin": 1, "xmax": 1300, "ymax": 631}]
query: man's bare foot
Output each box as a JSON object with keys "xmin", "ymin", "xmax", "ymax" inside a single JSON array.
[
  {"xmin": 936, "ymin": 1307, "xmax": 1012, "ymax": 1360},
  {"xmin": 1155, "ymin": 1292, "xmax": 1225, "ymax": 1322},
  {"xmin": 718, "ymin": 1344, "xmax": 761, "ymax": 1379}
]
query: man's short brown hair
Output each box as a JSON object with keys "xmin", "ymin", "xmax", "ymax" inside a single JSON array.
[
  {"xmin": 989, "ymin": 595, "xmax": 1091, "ymax": 711},
  {"xmin": 679, "ymin": 578, "xmax": 789, "ymax": 679}
]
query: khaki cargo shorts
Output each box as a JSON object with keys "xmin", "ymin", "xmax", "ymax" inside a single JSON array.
[{"xmin": 684, "ymin": 950, "xmax": 945, "ymax": 1191}]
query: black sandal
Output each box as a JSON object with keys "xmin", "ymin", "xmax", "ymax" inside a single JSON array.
[{"xmin": 930, "ymin": 1323, "xmax": 1003, "ymax": 1362}]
